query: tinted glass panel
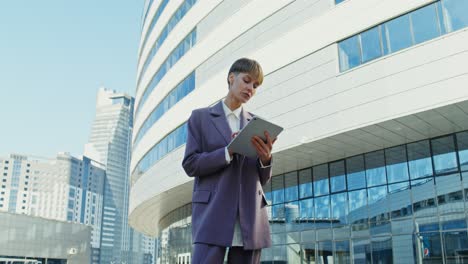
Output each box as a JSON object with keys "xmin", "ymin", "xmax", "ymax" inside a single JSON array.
[
  {"xmin": 431, "ymin": 136, "xmax": 458, "ymax": 174},
  {"xmin": 315, "ymin": 195, "xmax": 330, "ymax": 219},
  {"xmin": 407, "ymin": 140, "xmax": 434, "ymax": 179},
  {"xmin": 365, "ymin": 150, "xmax": 387, "ymax": 187},
  {"xmin": 330, "ymin": 160, "xmax": 346, "ymax": 193},
  {"xmin": 272, "ymin": 175, "xmax": 285, "ymax": 204},
  {"xmin": 360, "ymin": 26, "xmax": 382, "ymax": 63},
  {"xmin": 442, "ymin": 0, "xmax": 468, "ymax": 32},
  {"xmin": 457, "ymin": 132, "xmax": 468, "ymax": 171},
  {"xmin": 346, "ymin": 155, "xmax": 366, "ymax": 190},
  {"xmin": 384, "ymin": 14, "xmax": 413, "ymax": 53},
  {"xmin": 331, "ymin": 193, "xmax": 348, "ymax": 224},
  {"xmin": 339, "ymin": 35, "xmax": 361, "ymax": 71},
  {"xmin": 313, "ymin": 164, "xmax": 329, "ymax": 196},
  {"xmin": 284, "ymin": 171, "xmax": 299, "ymax": 202},
  {"xmin": 385, "ymin": 145, "xmax": 409, "ymax": 183},
  {"xmin": 299, "ymin": 168, "xmax": 313, "ymax": 198},
  {"xmin": 411, "ymin": 3, "xmax": 441, "ymax": 44}
]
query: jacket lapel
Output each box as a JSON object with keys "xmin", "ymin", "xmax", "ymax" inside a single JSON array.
[
  {"xmin": 209, "ymin": 101, "xmax": 232, "ymax": 145},
  {"xmin": 240, "ymin": 108, "xmax": 253, "ymax": 130}
]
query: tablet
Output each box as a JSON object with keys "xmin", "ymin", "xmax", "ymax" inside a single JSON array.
[{"xmin": 227, "ymin": 116, "xmax": 283, "ymax": 158}]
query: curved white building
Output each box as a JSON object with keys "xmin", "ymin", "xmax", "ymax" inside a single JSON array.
[{"xmin": 130, "ymin": 0, "xmax": 468, "ymax": 262}]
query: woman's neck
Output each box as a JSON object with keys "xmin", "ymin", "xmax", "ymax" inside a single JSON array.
[{"xmin": 224, "ymin": 95, "xmax": 242, "ymax": 111}]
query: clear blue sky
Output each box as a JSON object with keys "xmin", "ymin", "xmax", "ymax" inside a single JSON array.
[{"xmin": 0, "ymin": 0, "xmax": 143, "ymax": 158}]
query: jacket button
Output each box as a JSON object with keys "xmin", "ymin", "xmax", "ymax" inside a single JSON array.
[{"xmin": 258, "ymin": 190, "xmax": 261, "ymax": 195}]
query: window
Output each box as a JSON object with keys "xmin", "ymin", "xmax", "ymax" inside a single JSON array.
[
  {"xmin": 408, "ymin": 140, "xmax": 434, "ymax": 179},
  {"xmin": 441, "ymin": 0, "xmax": 468, "ymax": 32},
  {"xmin": 346, "ymin": 155, "xmax": 366, "ymax": 190},
  {"xmin": 431, "ymin": 135, "xmax": 458, "ymax": 174},
  {"xmin": 271, "ymin": 175, "xmax": 284, "ymax": 204},
  {"xmin": 385, "ymin": 145, "xmax": 409, "ymax": 183},
  {"xmin": 284, "ymin": 171, "xmax": 298, "ymax": 202},
  {"xmin": 338, "ymin": 35, "xmax": 360, "ymax": 71},
  {"xmin": 457, "ymin": 132, "xmax": 468, "ymax": 171},
  {"xmin": 360, "ymin": 26, "xmax": 383, "ymax": 63},
  {"xmin": 365, "ymin": 150, "xmax": 387, "ymax": 187},
  {"xmin": 313, "ymin": 164, "xmax": 329, "ymax": 196},
  {"xmin": 298, "ymin": 168, "xmax": 313, "ymax": 198},
  {"xmin": 410, "ymin": 3, "xmax": 441, "ymax": 44},
  {"xmin": 330, "ymin": 160, "xmax": 346, "ymax": 193},
  {"xmin": 384, "ymin": 14, "xmax": 413, "ymax": 53}
]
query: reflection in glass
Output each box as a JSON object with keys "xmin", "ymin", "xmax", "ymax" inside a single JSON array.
[
  {"xmin": 315, "ymin": 195, "xmax": 330, "ymax": 219},
  {"xmin": 299, "ymin": 168, "xmax": 313, "ymax": 198},
  {"xmin": 431, "ymin": 136, "xmax": 458, "ymax": 174},
  {"xmin": 347, "ymin": 155, "xmax": 366, "ymax": 190},
  {"xmin": 365, "ymin": 150, "xmax": 387, "ymax": 187},
  {"xmin": 263, "ymin": 180, "xmax": 272, "ymax": 204},
  {"xmin": 272, "ymin": 175, "xmax": 285, "ymax": 204},
  {"xmin": 318, "ymin": 241, "xmax": 333, "ymax": 264},
  {"xmin": 334, "ymin": 240, "xmax": 351, "ymax": 263},
  {"xmin": 272, "ymin": 204, "xmax": 285, "ymax": 221},
  {"xmin": 299, "ymin": 198, "xmax": 314, "ymax": 220},
  {"xmin": 408, "ymin": 140, "xmax": 434, "ymax": 179},
  {"xmin": 284, "ymin": 171, "xmax": 298, "ymax": 202},
  {"xmin": 371, "ymin": 236, "xmax": 393, "ymax": 263},
  {"xmin": 385, "ymin": 145, "xmax": 409, "ymax": 183},
  {"xmin": 384, "ymin": 14, "xmax": 413, "ymax": 53},
  {"xmin": 441, "ymin": 0, "xmax": 468, "ymax": 32},
  {"xmin": 353, "ymin": 238, "xmax": 372, "ymax": 264},
  {"xmin": 411, "ymin": 3, "xmax": 441, "ymax": 44},
  {"xmin": 415, "ymin": 232, "xmax": 443, "ymax": 263},
  {"xmin": 313, "ymin": 164, "xmax": 329, "ymax": 196},
  {"xmin": 348, "ymin": 189, "xmax": 367, "ymax": 221},
  {"xmin": 367, "ymin": 185, "xmax": 387, "ymax": 205},
  {"xmin": 301, "ymin": 243, "xmax": 317, "ymax": 263},
  {"xmin": 331, "ymin": 193, "xmax": 348, "ymax": 224},
  {"xmin": 457, "ymin": 132, "xmax": 468, "ymax": 171},
  {"xmin": 360, "ymin": 26, "xmax": 383, "ymax": 63},
  {"xmin": 443, "ymin": 230, "xmax": 468, "ymax": 263},
  {"xmin": 330, "ymin": 160, "xmax": 346, "ymax": 193},
  {"xmin": 339, "ymin": 35, "xmax": 361, "ymax": 71},
  {"xmin": 285, "ymin": 201, "xmax": 300, "ymax": 232}
]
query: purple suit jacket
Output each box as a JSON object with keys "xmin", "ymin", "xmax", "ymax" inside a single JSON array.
[{"xmin": 182, "ymin": 101, "xmax": 272, "ymax": 250}]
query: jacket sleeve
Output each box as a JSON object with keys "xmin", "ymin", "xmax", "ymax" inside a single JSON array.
[
  {"xmin": 258, "ymin": 157, "xmax": 273, "ymax": 186},
  {"xmin": 182, "ymin": 110, "xmax": 229, "ymax": 177}
]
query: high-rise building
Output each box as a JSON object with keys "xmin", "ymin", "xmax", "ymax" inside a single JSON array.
[
  {"xmin": 0, "ymin": 152, "xmax": 105, "ymax": 263},
  {"xmin": 130, "ymin": 0, "xmax": 468, "ymax": 263},
  {"xmin": 85, "ymin": 88, "xmax": 144, "ymax": 264}
]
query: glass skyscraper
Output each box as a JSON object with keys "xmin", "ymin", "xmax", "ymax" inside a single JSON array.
[{"xmin": 85, "ymin": 88, "xmax": 144, "ymax": 264}]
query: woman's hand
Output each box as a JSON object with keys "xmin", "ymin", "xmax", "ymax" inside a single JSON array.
[{"xmin": 251, "ymin": 131, "xmax": 276, "ymax": 165}]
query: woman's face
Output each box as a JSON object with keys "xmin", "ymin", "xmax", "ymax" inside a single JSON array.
[{"xmin": 228, "ymin": 72, "xmax": 260, "ymax": 104}]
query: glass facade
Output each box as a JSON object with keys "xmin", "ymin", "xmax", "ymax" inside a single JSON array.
[
  {"xmin": 134, "ymin": 72, "xmax": 195, "ymax": 148},
  {"xmin": 338, "ymin": 0, "xmax": 468, "ymax": 72},
  {"xmin": 140, "ymin": 0, "xmax": 170, "ymax": 57},
  {"xmin": 156, "ymin": 131, "xmax": 468, "ymax": 263},
  {"xmin": 133, "ymin": 123, "xmax": 187, "ymax": 180},
  {"xmin": 136, "ymin": 29, "xmax": 197, "ymax": 115},
  {"xmin": 137, "ymin": 0, "xmax": 198, "ymax": 91}
]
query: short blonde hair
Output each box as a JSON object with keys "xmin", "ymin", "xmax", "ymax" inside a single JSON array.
[{"xmin": 227, "ymin": 58, "xmax": 264, "ymax": 87}]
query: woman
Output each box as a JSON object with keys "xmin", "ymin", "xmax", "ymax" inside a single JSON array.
[{"xmin": 182, "ymin": 58, "xmax": 276, "ymax": 263}]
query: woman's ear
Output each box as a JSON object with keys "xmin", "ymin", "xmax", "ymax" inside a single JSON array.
[{"xmin": 228, "ymin": 73, "xmax": 235, "ymax": 88}]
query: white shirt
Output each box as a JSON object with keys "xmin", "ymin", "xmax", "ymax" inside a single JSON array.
[
  {"xmin": 222, "ymin": 101, "xmax": 272, "ymax": 247},
  {"xmin": 222, "ymin": 101, "xmax": 244, "ymax": 246}
]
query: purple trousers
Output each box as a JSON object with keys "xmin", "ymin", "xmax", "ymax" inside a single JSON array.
[{"xmin": 192, "ymin": 243, "xmax": 261, "ymax": 264}]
